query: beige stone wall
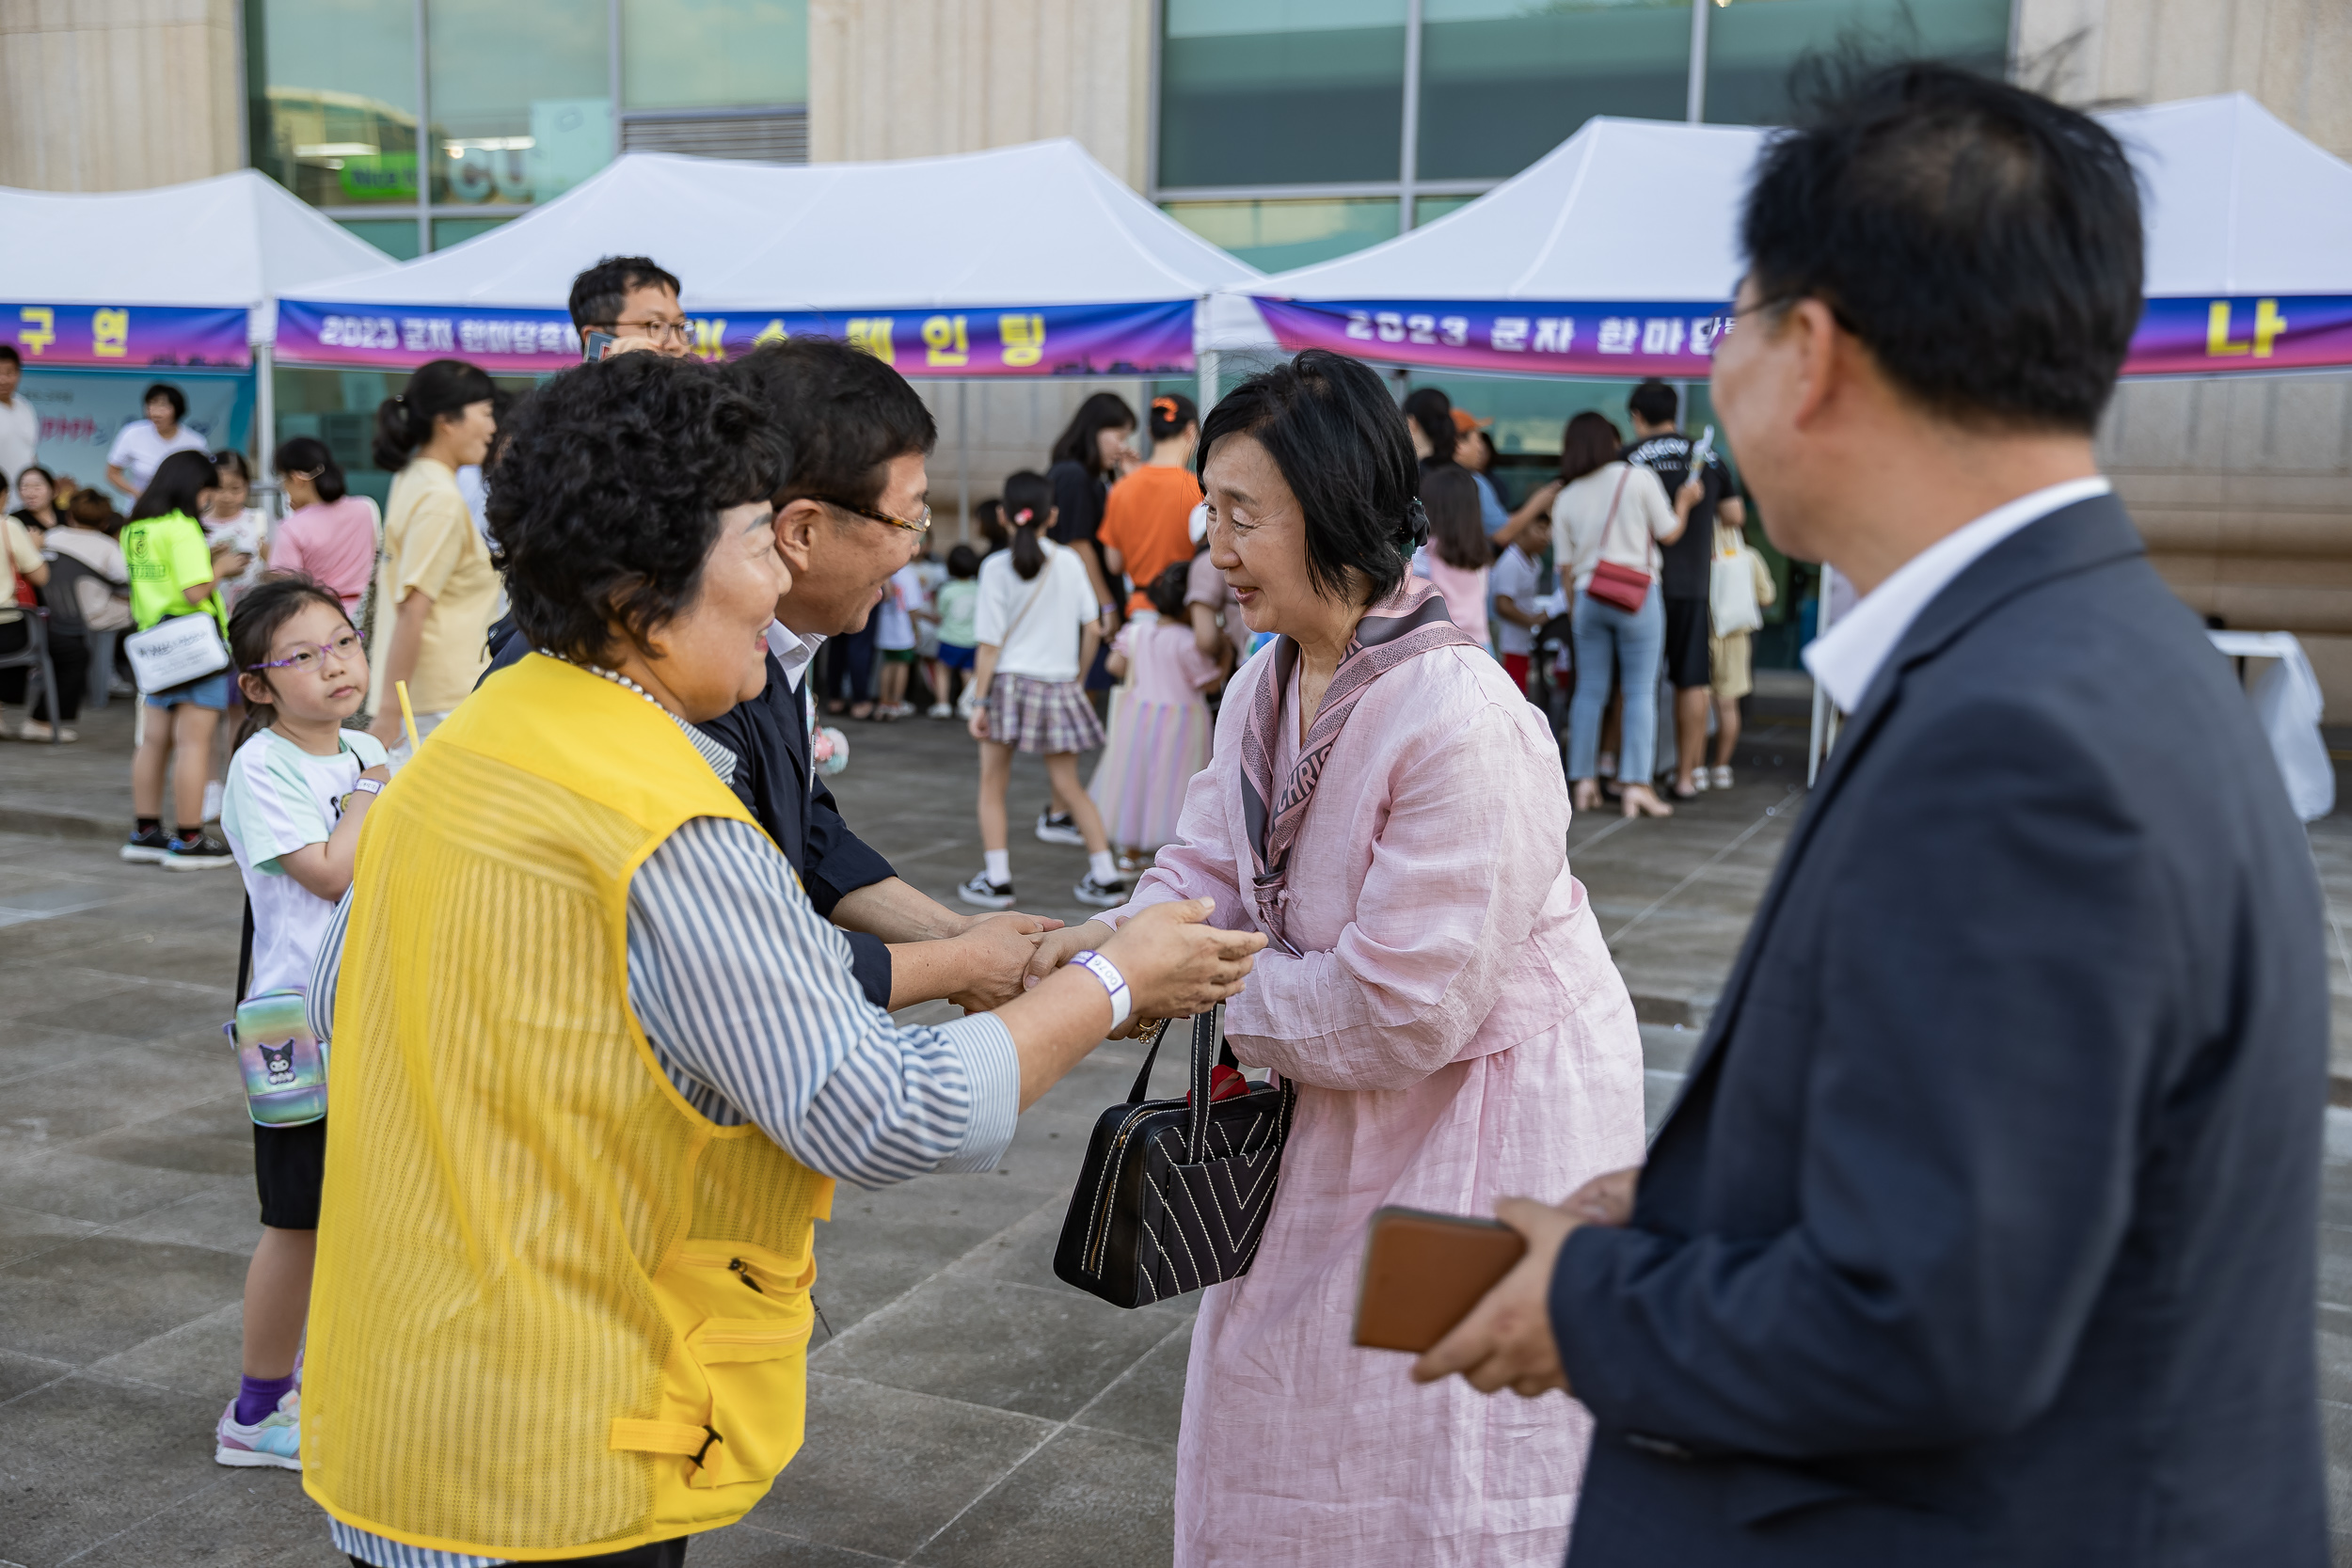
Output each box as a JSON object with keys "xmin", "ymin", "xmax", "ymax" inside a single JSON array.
[
  {"xmin": 2019, "ymin": 0, "xmax": 2352, "ymax": 710},
  {"xmin": 0, "ymin": 0, "xmax": 246, "ymax": 191},
  {"xmin": 807, "ymin": 0, "xmax": 1151, "ymax": 186},
  {"xmin": 807, "ymin": 0, "xmax": 1156, "ymax": 531},
  {"xmin": 2101, "ymin": 376, "xmax": 2352, "ymax": 700}
]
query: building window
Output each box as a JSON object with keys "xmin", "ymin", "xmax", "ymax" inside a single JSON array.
[
  {"xmin": 427, "ymin": 0, "xmax": 612, "ymax": 210},
  {"xmin": 246, "ymin": 0, "xmax": 420, "ymax": 210},
  {"xmin": 245, "ymin": 0, "xmax": 807, "ymax": 252},
  {"xmin": 1158, "ymin": 0, "xmax": 1409, "ymax": 188},
  {"xmin": 1156, "ymin": 0, "xmax": 2013, "ymax": 267},
  {"xmin": 1702, "ymin": 0, "xmax": 2010, "ymax": 126},
  {"xmin": 1418, "ymin": 0, "xmax": 1692, "ymax": 182},
  {"xmin": 1161, "ymin": 198, "xmax": 1405, "ymax": 272},
  {"xmin": 623, "ymin": 0, "xmax": 808, "ymax": 110}
]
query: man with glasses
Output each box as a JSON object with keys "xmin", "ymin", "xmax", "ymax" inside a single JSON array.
[
  {"xmin": 481, "ymin": 337, "xmax": 1051, "ymax": 1019},
  {"xmin": 567, "ymin": 255, "xmax": 692, "ymax": 359}
]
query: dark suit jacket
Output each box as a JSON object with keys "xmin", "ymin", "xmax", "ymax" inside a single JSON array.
[
  {"xmin": 1550, "ymin": 496, "xmax": 2329, "ymax": 1566},
  {"xmin": 482, "ymin": 628, "xmax": 896, "ymax": 1007}
]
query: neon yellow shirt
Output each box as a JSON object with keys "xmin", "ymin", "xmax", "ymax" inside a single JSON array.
[{"xmin": 121, "ymin": 510, "xmax": 227, "ymax": 638}]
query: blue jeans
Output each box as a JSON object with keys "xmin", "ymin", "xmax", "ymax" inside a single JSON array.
[{"xmin": 1567, "ymin": 588, "xmax": 1665, "ymax": 784}]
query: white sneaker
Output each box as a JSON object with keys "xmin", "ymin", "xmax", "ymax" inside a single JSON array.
[
  {"xmin": 928, "ymin": 702, "xmax": 953, "ymax": 719},
  {"xmin": 18, "ymin": 721, "xmax": 75, "ymax": 742},
  {"xmin": 1710, "ymin": 765, "xmax": 1734, "ymax": 790},
  {"xmin": 958, "ymin": 872, "xmax": 1016, "ymax": 911},
  {"xmin": 215, "ymin": 1391, "xmax": 302, "ymax": 1470},
  {"xmin": 1035, "ymin": 812, "xmax": 1086, "ymax": 847},
  {"xmin": 1073, "ymin": 873, "xmax": 1127, "ymax": 909}
]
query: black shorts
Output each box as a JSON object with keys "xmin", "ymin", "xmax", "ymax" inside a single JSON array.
[
  {"xmin": 1662, "ymin": 596, "xmax": 1712, "ymax": 689},
  {"xmin": 254, "ymin": 1117, "xmax": 326, "ymax": 1229}
]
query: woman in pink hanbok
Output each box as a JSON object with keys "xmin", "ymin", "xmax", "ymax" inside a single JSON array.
[{"xmin": 1034, "ymin": 351, "xmax": 1648, "ymax": 1565}]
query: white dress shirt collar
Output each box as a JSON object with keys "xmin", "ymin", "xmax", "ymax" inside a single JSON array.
[
  {"xmin": 1803, "ymin": 477, "xmax": 2111, "ymax": 712},
  {"xmin": 766, "ymin": 622, "xmax": 826, "ymax": 689}
]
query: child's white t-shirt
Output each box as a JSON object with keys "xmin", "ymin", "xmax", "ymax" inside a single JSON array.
[
  {"xmin": 221, "ymin": 727, "xmax": 389, "ymax": 999},
  {"xmin": 876, "ymin": 562, "xmax": 924, "ymax": 651},
  {"xmin": 974, "ymin": 541, "xmax": 1098, "ymax": 683}
]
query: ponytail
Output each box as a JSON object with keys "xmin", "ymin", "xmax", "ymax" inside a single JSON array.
[
  {"xmin": 1149, "ymin": 392, "xmax": 1198, "ymax": 443},
  {"xmin": 1002, "ymin": 469, "xmax": 1054, "ymax": 581},
  {"xmin": 373, "ymin": 357, "xmax": 496, "ymax": 472}
]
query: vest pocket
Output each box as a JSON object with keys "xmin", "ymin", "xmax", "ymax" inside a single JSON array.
[
  {"xmin": 647, "ymin": 1245, "xmax": 817, "ymax": 1493},
  {"xmin": 683, "ymin": 1307, "xmax": 814, "ymax": 1488}
]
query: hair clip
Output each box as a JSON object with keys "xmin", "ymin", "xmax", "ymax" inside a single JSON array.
[
  {"xmin": 1405, "ymin": 497, "xmax": 1431, "ymax": 546},
  {"xmin": 1014, "ymin": 508, "xmax": 1035, "ymax": 524}
]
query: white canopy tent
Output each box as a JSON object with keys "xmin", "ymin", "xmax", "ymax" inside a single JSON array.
[
  {"xmin": 1213, "ymin": 93, "xmax": 2352, "ymax": 384},
  {"xmin": 278, "ymin": 139, "xmax": 1261, "ymax": 370},
  {"xmin": 0, "ymin": 169, "xmax": 389, "ymax": 484},
  {"xmin": 1209, "ymin": 94, "xmax": 2352, "ymax": 792},
  {"xmin": 0, "ymin": 167, "xmax": 390, "ymax": 342}
]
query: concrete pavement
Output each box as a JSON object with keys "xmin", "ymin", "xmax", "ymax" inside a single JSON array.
[{"xmin": 1, "ymin": 692, "xmax": 2349, "ymax": 1564}]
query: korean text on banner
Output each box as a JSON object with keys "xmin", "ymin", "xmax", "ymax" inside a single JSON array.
[
  {"xmin": 273, "ymin": 299, "xmax": 1200, "ymax": 377},
  {"xmin": 8, "ymin": 305, "xmax": 251, "ymax": 370}
]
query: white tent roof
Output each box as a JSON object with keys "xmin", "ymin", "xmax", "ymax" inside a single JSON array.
[
  {"xmin": 0, "ymin": 169, "xmax": 389, "ymax": 340},
  {"xmin": 1216, "ymin": 92, "xmax": 2352, "ymax": 350},
  {"xmin": 294, "ymin": 139, "xmax": 1261, "ymax": 310},
  {"xmin": 2105, "ymin": 93, "xmax": 2352, "ymax": 295},
  {"xmin": 1248, "ymin": 118, "xmax": 1763, "ymax": 307}
]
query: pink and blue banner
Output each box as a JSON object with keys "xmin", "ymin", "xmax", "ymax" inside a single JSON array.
[
  {"xmin": 274, "ymin": 298, "xmax": 1200, "ymax": 377},
  {"xmin": 8, "ymin": 303, "xmax": 250, "ymax": 370},
  {"xmin": 1252, "ymin": 294, "xmax": 2352, "ymax": 378},
  {"xmin": 2123, "ymin": 295, "xmax": 2352, "ymax": 375}
]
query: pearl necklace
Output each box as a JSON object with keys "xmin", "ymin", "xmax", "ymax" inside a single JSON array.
[{"xmin": 543, "ymin": 650, "xmax": 668, "ymax": 713}]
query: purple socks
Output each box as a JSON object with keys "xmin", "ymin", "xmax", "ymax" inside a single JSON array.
[{"xmin": 234, "ymin": 1372, "xmax": 296, "ymax": 1426}]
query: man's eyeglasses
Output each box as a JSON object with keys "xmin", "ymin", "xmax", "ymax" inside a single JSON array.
[
  {"xmin": 591, "ymin": 319, "xmax": 692, "ymax": 345},
  {"xmin": 246, "ymin": 630, "xmax": 364, "ymax": 675},
  {"xmin": 818, "ymin": 497, "xmax": 932, "ymax": 535}
]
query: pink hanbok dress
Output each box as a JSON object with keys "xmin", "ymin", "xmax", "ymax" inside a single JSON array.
[{"xmin": 1104, "ymin": 640, "xmax": 1647, "ymax": 1567}]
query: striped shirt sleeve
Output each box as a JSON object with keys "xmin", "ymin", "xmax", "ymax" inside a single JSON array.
[{"xmin": 626, "ymin": 815, "xmax": 1020, "ymax": 1186}]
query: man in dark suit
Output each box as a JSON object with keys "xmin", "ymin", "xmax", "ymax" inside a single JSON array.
[
  {"xmin": 1417, "ymin": 63, "xmax": 2329, "ymax": 1565},
  {"xmin": 485, "ymin": 338, "xmax": 1054, "ymax": 1014}
]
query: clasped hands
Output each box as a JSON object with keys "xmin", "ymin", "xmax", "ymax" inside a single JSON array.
[{"xmin": 1408, "ymin": 1166, "xmax": 1641, "ymax": 1400}]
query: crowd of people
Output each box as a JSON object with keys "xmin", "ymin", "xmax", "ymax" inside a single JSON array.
[{"xmin": 0, "ymin": 59, "xmax": 2332, "ymax": 1568}]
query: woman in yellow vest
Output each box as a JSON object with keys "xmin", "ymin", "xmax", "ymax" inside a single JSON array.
[{"xmin": 302, "ymin": 353, "xmax": 1265, "ymax": 1568}]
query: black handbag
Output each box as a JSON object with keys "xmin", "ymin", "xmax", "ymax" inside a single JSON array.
[{"xmin": 1054, "ymin": 1004, "xmax": 1296, "ymax": 1309}]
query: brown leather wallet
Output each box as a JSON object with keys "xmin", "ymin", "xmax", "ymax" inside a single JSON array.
[{"xmin": 1352, "ymin": 1205, "xmax": 1528, "ymax": 1353}]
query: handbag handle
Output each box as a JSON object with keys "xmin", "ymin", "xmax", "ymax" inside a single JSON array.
[
  {"xmin": 1120, "ymin": 1001, "xmax": 1230, "ymax": 1164},
  {"xmin": 1184, "ymin": 1003, "xmax": 1224, "ymax": 1163}
]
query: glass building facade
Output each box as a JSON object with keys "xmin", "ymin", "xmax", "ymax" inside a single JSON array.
[
  {"xmin": 1156, "ymin": 0, "xmax": 2015, "ymax": 273},
  {"xmin": 245, "ymin": 0, "xmax": 809, "ymax": 255}
]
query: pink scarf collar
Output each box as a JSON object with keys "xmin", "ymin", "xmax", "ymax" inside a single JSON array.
[{"xmin": 1238, "ymin": 578, "xmax": 1480, "ymax": 951}]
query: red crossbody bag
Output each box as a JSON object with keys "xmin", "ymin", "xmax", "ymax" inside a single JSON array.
[{"xmin": 1583, "ymin": 467, "xmax": 1652, "ymax": 613}]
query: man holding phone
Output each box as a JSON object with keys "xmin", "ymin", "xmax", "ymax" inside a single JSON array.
[
  {"xmin": 1415, "ymin": 65, "xmax": 2327, "ymax": 1568},
  {"xmin": 1623, "ymin": 379, "xmax": 1727, "ymax": 800},
  {"xmin": 568, "ymin": 255, "xmax": 692, "ymax": 359}
]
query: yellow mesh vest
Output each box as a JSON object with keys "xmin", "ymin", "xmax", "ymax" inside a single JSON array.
[{"xmin": 302, "ymin": 654, "xmax": 835, "ymax": 1560}]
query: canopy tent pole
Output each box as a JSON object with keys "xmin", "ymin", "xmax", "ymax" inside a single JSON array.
[
  {"xmin": 255, "ymin": 343, "xmax": 279, "ymax": 524},
  {"xmin": 957, "ymin": 381, "xmax": 970, "ymax": 544},
  {"xmin": 1198, "ymin": 350, "xmax": 1219, "ymax": 420}
]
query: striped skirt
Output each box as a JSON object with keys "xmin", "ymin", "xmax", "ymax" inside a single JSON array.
[
  {"xmin": 986, "ymin": 673, "xmax": 1104, "ymax": 755},
  {"xmin": 1089, "ymin": 693, "xmax": 1214, "ymax": 851}
]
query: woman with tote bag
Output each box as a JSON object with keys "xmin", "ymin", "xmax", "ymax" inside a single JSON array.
[{"xmin": 119, "ymin": 449, "xmax": 248, "ymax": 867}]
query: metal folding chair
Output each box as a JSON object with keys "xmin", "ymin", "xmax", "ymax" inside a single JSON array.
[{"xmin": 0, "ymin": 607, "xmax": 62, "ymax": 746}]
